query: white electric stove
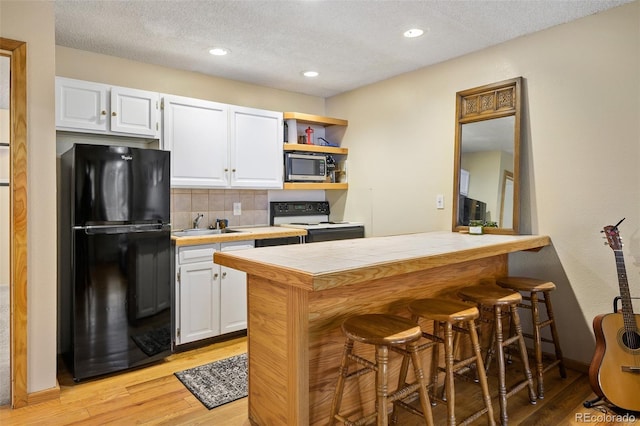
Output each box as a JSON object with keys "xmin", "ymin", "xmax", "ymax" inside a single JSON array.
[{"xmin": 267, "ymin": 201, "xmax": 364, "ymax": 243}]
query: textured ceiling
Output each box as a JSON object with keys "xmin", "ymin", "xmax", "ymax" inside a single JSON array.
[{"xmin": 54, "ymin": 0, "xmax": 631, "ymax": 98}]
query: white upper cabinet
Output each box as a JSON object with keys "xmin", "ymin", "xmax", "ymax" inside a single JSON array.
[
  {"xmin": 163, "ymin": 96, "xmax": 283, "ymax": 189},
  {"xmin": 56, "ymin": 78, "xmax": 109, "ymax": 132},
  {"xmin": 163, "ymin": 95, "xmax": 229, "ymax": 188},
  {"xmin": 110, "ymin": 87, "xmax": 159, "ymax": 137},
  {"xmin": 229, "ymin": 106, "xmax": 283, "ymax": 188},
  {"xmin": 55, "ymin": 77, "xmax": 160, "ymax": 138}
]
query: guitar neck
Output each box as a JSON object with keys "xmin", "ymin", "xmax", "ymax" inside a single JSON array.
[{"xmin": 614, "ymin": 250, "xmax": 637, "ymax": 331}]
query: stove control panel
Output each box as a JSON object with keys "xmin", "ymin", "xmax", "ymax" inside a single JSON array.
[{"xmin": 270, "ymin": 201, "xmax": 330, "ymax": 222}]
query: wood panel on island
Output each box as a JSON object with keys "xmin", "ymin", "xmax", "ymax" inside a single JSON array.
[{"xmin": 283, "ymin": 112, "xmax": 349, "ymax": 190}]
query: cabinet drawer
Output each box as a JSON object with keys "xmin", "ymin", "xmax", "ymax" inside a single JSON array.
[
  {"xmin": 178, "ymin": 245, "xmax": 217, "ymax": 264},
  {"xmin": 221, "ymin": 241, "xmax": 255, "ymax": 251}
]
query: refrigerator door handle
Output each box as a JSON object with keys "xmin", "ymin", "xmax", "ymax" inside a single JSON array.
[{"xmin": 76, "ymin": 223, "xmax": 170, "ymax": 235}]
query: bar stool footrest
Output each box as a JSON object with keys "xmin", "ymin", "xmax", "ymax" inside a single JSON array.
[
  {"xmin": 502, "ymin": 334, "xmax": 521, "ymax": 347},
  {"xmin": 389, "ymin": 382, "xmax": 422, "ymax": 403},
  {"xmin": 394, "ymin": 398, "xmax": 427, "ymax": 418},
  {"xmin": 334, "ymin": 412, "xmax": 376, "ymax": 426},
  {"xmin": 506, "ymin": 379, "xmax": 537, "ymax": 404},
  {"xmin": 459, "ymin": 406, "xmax": 490, "ymax": 426},
  {"xmin": 543, "ymin": 359, "xmax": 563, "ymax": 373},
  {"xmin": 347, "ymin": 353, "xmax": 377, "ymax": 372}
]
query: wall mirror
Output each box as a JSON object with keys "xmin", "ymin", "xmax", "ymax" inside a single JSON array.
[{"xmin": 452, "ymin": 77, "xmax": 522, "ymax": 234}]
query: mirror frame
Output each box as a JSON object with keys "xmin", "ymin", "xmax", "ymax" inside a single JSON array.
[{"xmin": 452, "ymin": 77, "xmax": 522, "ymax": 235}]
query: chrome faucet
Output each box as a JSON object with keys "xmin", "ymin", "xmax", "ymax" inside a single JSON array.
[{"xmin": 193, "ymin": 213, "xmax": 204, "ymax": 229}]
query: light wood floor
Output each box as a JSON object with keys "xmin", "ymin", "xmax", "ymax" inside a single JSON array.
[{"xmin": 0, "ymin": 335, "xmax": 632, "ymax": 425}]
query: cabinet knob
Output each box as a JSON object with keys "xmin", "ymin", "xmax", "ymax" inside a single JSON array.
[
  {"xmin": 111, "ymin": 111, "xmax": 117, "ymax": 117},
  {"xmin": 224, "ymin": 168, "xmax": 229, "ymax": 172},
  {"xmin": 101, "ymin": 110, "xmax": 107, "ymax": 115},
  {"xmin": 222, "ymin": 272, "xmax": 227, "ymax": 278},
  {"xmin": 232, "ymin": 168, "xmax": 236, "ymax": 173},
  {"xmin": 213, "ymin": 273, "xmax": 219, "ymax": 279}
]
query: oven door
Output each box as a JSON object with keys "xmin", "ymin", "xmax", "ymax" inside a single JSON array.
[{"xmin": 305, "ymin": 226, "xmax": 365, "ymax": 243}]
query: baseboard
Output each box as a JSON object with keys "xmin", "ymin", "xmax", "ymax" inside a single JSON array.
[{"xmin": 27, "ymin": 381, "xmax": 60, "ymax": 405}]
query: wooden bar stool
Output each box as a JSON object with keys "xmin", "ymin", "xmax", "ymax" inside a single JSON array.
[
  {"xmin": 458, "ymin": 285, "xmax": 537, "ymax": 426},
  {"xmin": 496, "ymin": 276, "xmax": 566, "ymax": 399},
  {"xmin": 329, "ymin": 314, "xmax": 434, "ymax": 426},
  {"xmin": 393, "ymin": 298, "xmax": 496, "ymax": 426}
]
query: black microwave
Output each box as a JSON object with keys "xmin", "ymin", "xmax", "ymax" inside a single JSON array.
[{"xmin": 285, "ymin": 152, "xmax": 327, "ymax": 182}]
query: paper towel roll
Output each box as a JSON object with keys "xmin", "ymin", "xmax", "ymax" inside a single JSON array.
[{"xmin": 286, "ymin": 119, "xmax": 298, "ymax": 144}]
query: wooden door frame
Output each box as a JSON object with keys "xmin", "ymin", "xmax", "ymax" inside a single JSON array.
[{"xmin": 1, "ymin": 37, "xmax": 28, "ymax": 408}]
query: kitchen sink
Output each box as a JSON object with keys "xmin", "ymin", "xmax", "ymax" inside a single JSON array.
[{"xmin": 172, "ymin": 228, "xmax": 244, "ymax": 237}]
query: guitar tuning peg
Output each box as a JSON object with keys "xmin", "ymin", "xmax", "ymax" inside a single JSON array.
[{"xmin": 604, "ymin": 242, "xmax": 610, "ymax": 246}]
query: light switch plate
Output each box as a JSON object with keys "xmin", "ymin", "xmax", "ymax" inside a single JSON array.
[
  {"xmin": 436, "ymin": 194, "xmax": 445, "ymax": 209},
  {"xmin": 233, "ymin": 202, "xmax": 241, "ymax": 216}
]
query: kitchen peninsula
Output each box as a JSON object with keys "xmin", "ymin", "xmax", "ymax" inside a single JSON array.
[{"xmin": 214, "ymin": 231, "xmax": 551, "ymax": 425}]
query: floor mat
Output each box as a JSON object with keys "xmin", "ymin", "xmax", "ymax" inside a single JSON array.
[{"xmin": 174, "ymin": 353, "xmax": 248, "ymax": 410}]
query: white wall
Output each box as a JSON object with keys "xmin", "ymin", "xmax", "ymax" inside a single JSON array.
[
  {"xmin": 0, "ymin": 1, "xmax": 58, "ymax": 394},
  {"xmin": 327, "ymin": 2, "xmax": 640, "ymax": 364}
]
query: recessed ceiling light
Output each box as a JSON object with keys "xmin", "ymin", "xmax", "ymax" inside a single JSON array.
[
  {"xmin": 209, "ymin": 47, "xmax": 230, "ymax": 56},
  {"xmin": 303, "ymin": 71, "xmax": 319, "ymax": 78},
  {"xmin": 403, "ymin": 28, "xmax": 424, "ymax": 38}
]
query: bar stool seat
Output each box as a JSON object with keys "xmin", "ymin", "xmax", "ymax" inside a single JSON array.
[
  {"xmin": 329, "ymin": 314, "xmax": 434, "ymax": 426},
  {"xmin": 497, "ymin": 276, "xmax": 556, "ymax": 293},
  {"xmin": 458, "ymin": 285, "xmax": 537, "ymax": 426},
  {"xmin": 412, "ymin": 298, "xmax": 480, "ymax": 323},
  {"xmin": 394, "ymin": 298, "xmax": 496, "ymax": 426},
  {"xmin": 460, "ymin": 285, "xmax": 523, "ymax": 306},
  {"xmin": 496, "ymin": 276, "xmax": 566, "ymax": 399}
]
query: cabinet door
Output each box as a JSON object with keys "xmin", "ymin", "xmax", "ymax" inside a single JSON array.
[
  {"xmin": 220, "ymin": 266, "xmax": 248, "ymax": 333},
  {"xmin": 55, "ymin": 77, "xmax": 109, "ymax": 132},
  {"xmin": 110, "ymin": 87, "xmax": 159, "ymax": 137},
  {"xmin": 164, "ymin": 95, "xmax": 229, "ymax": 188},
  {"xmin": 229, "ymin": 106, "xmax": 283, "ymax": 188},
  {"xmin": 220, "ymin": 241, "xmax": 254, "ymax": 333},
  {"xmin": 178, "ymin": 262, "xmax": 221, "ymax": 344}
]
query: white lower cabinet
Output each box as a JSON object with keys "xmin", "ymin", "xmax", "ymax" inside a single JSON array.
[{"xmin": 175, "ymin": 241, "xmax": 254, "ymax": 345}]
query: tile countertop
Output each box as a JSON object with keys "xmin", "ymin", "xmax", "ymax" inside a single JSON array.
[
  {"xmin": 171, "ymin": 226, "xmax": 307, "ymax": 246},
  {"xmin": 214, "ymin": 231, "xmax": 551, "ymax": 291}
]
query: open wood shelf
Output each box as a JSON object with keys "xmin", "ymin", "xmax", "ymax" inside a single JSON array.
[
  {"xmin": 283, "ymin": 143, "xmax": 347, "ymax": 155},
  {"xmin": 283, "ymin": 112, "xmax": 349, "ymax": 190},
  {"xmin": 283, "ymin": 112, "xmax": 347, "ymax": 127},
  {"xmin": 283, "ymin": 182, "xmax": 348, "ymax": 190}
]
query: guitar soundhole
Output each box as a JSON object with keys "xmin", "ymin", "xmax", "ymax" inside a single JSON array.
[{"xmin": 620, "ymin": 330, "xmax": 640, "ymax": 351}]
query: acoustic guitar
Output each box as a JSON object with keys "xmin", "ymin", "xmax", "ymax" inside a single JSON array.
[{"xmin": 589, "ymin": 221, "xmax": 640, "ymax": 411}]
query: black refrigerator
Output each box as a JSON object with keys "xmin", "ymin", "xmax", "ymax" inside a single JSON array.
[{"xmin": 59, "ymin": 144, "xmax": 172, "ymax": 381}]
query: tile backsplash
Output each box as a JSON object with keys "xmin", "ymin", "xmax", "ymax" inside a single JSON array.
[{"xmin": 171, "ymin": 189, "xmax": 268, "ymax": 231}]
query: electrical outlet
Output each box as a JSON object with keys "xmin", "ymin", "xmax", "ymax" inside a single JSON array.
[
  {"xmin": 436, "ymin": 194, "xmax": 445, "ymax": 209},
  {"xmin": 233, "ymin": 202, "xmax": 241, "ymax": 216}
]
